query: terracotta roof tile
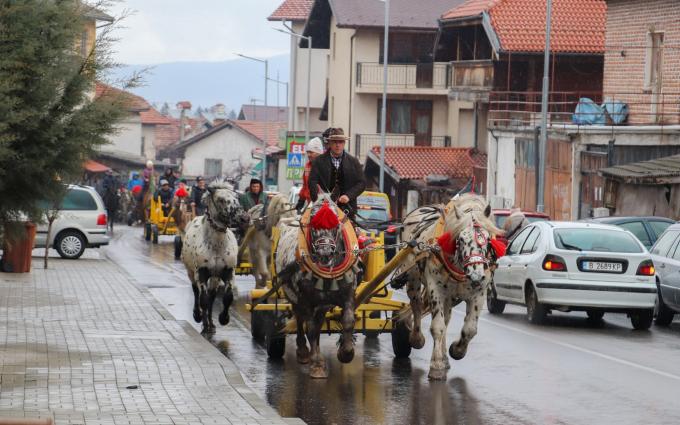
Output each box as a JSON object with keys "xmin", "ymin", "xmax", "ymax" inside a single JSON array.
[
  {"xmin": 94, "ymin": 82, "xmax": 150, "ymax": 112},
  {"xmin": 268, "ymin": 0, "xmax": 313, "ymax": 21},
  {"xmin": 239, "ymin": 105, "xmax": 289, "ymax": 122},
  {"xmin": 232, "ymin": 120, "xmax": 287, "ymax": 148},
  {"xmin": 140, "ymin": 107, "xmax": 173, "ymax": 125},
  {"xmin": 370, "ymin": 146, "xmax": 486, "ymax": 180},
  {"xmin": 442, "ymin": 0, "xmax": 606, "ymax": 54}
]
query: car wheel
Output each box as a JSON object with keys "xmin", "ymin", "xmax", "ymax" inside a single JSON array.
[
  {"xmin": 486, "ymin": 283, "xmax": 506, "ymax": 314},
  {"xmin": 525, "ymin": 284, "xmax": 547, "ymax": 324},
  {"xmin": 655, "ymin": 293, "xmax": 675, "ymax": 327},
  {"xmin": 55, "ymin": 231, "xmax": 86, "ymax": 259},
  {"xmin": 630, "ymin": 309, "xmax": 654, "ymax": 330},
  {"xmin": 586, "ymin": 310, "xmax": 605, "ymax": 322}
]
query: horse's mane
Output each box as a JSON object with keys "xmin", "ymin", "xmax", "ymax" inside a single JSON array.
[
  {"xmin": 208, "ymin": 178, "xmax": 235, "ymax": 191},
  {"xmin": 445, "ymin": 194, "xmax": 503, "ymax": 237}
]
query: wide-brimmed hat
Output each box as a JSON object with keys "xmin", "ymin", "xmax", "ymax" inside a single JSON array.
[{"xmin": 327, "ymin": 131, "xmax": 349, "ymax": 142}]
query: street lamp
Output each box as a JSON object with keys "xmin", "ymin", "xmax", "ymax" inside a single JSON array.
[
  {"xmin": 236, "ymin": 53, "xmax": 269, "ymax": 185},
  {"xmin": 275, "ymin": 27, "xmax": 312, "ymax": 143},
  {"xmin": 379, "ymin": 0, "xmax": 390, "ymax": 193}
]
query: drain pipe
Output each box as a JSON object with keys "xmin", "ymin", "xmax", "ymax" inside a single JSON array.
[{"xmin": 489, "ymin": 129, "xmax": 500, "ymax": 196}]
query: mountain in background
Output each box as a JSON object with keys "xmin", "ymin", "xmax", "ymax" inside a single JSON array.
[{"xmin": 108, "ymin": 54, "xmax": 290, "ymax": 113}]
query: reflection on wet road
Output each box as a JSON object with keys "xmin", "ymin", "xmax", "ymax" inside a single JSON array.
[{"xmin": 106, "ymin": 226, "xmax": 680, "ymax": 425}]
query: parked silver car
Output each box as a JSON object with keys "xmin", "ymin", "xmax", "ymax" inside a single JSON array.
[
  {"xmin": 649, "ymin": 223, "xmax": 680, "ymax": 325},
  {"xmin": 34, "ymin": 185, "xmax": 109, "ymax": 259}
]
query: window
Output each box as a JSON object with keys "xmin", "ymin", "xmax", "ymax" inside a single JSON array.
[
  {"xmin": 204, "ymin": 159, "xmax": 222, "ymax": 177},
  {"xmin": 61, "ymin": 189, "xmax": 97, "ymax": 211},
  {"xmin": 651, "ymin": 230, "xmax": 679, "ymax": 256},
  {"xmin": 649, "ymin": 221, "xmax": 672, "ymax": 240},
  {"xmin": 553, "ymin": 229, "xmax": 643, "ymax": 254},
  {"xmin": 619, "ymin": 221, "xmax": 652, "ymax": 248},
  {"xmin": 644, "ymin": 31, "xmax": 664, "ymax": 90},
  {"xmin": 507, "ymin": 227, "xmax": 532, "ymax": 256},
  {"xmin": 521, "ymin": 228, "xmax": 541, "ymax": 254}
]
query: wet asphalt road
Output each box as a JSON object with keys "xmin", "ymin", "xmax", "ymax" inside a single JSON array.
[{"xmin": 104, "ymin": 226, "xmax": 680, "ymax": 425}]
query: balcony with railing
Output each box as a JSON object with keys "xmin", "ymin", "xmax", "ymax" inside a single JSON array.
[
  {"xmin": 354, "ymin": 134, "xmax": 450, "ymax": 163},
  {"xmin": 448, "ymin": 60, "xmax": 494, "ymax": 102},
  {"xmin": 356, "ymin": 62, "xmax": 449, "ymax": 95},
  {"xmin": 488, "ymin": 91, "xmax": 680, "ymax": 129}
]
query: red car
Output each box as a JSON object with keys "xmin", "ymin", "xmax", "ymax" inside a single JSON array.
[{"xmin": 492, "ymin": 209, "xmax": 550, "ymax": 244}]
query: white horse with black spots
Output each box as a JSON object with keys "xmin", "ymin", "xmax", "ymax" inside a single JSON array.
[
  {"xmin": 181, "ymin": 179, "xmax": 247, "ymax": 335},
  {"xmin": 245, "ymin": 193, "xmax": 297, "ymax": 288},
  {"xmin": 401, "ymin": 193, "xmax": 504, "ymax": 380}
]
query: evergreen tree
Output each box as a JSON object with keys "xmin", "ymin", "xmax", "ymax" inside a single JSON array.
[
  {"xmin": 228, "ymin": 109, "xmax": 237, "ymax": 120},
  {"xmin": 0, "ymin": 0, "xmax": 135, "ymax": 235},
  {"xmin": 160, "ymin": 101, "xmax": 170, "ymax": 115}
]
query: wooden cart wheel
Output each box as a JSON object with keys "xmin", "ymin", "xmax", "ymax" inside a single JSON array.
[
  {"xmin": 264, "ymin": 313, "xmax": 286, "ymax": 358},
  {"xmin": 151, "ymin": 225, "xmax": 159, "ymax": 244},
  {"xmin": 174, "ymin": 236, "xmax": 182, "ymax": 259},
  {"xmin": 391, "ymin": 319, "xmax": 412, "ymax": 358}
]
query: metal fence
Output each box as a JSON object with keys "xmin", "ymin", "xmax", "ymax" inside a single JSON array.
[
  {"xmin": 488, "ymin": 91, "xmax": 680, "ymax": 129},
  {"xmin": 356, "ymin": 62, "xmax": 449, "ymax": 90}
]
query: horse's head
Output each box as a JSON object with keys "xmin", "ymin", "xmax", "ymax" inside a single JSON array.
[
  {"xmin": 446, "ymin": 195, "xmax": 502, "ymax": 285},
  {"xmin": 266, "ymin": 193, "xmax": 296, "ymax": 230},
  {"xmin": 204, "ymin": 179, "xmax": 244, "ymax": 229},
  {"xmin": 308, "ymin": 195, "xmax": 345, "ymax": 267}
]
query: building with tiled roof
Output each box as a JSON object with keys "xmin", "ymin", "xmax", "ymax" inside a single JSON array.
[
  {"xmin": 238, "ymin": 105, "xmax": 289, "ymax": 122},
  {"xmin": 172, "ymin": 120, "xmax": 286, "ymax": 189},
  {"xmin": 268, "ymin": 0, "xmax": 313, "ymax": 22},
  {"xmin": 364, "ymin": 146, "xmax": 487, "ymax": 217}
]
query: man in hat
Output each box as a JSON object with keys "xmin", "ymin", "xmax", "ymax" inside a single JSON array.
[
  {"xmin": 191, "ymin": 176, "xmax": 208, "ymax": 216},
  {"xmin": 155, "ymin": 179, "xmax": 174, "ymax": 216},
  {"xmin": 309, "ymin": 128, "xmax": 365, "ymax": 216},
  {"xmin": 296, "ymin": 137, "xmax": 324, "ymax": 212},
  {"xmin": 239, "ymin": 178, "xmax": 267, "ymax": 211}
]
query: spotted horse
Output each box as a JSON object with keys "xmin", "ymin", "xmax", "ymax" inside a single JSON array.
[
  {"xmin": 181, "ymin": 179, "xmax": 248, "ymax": 335},
  {"xmin": 400, "ymin": 193, "xmax": 505, "ymax": 380},
  {"xmin": 274, "ymin": 194, "xmax": 360, "ymax": 378}
]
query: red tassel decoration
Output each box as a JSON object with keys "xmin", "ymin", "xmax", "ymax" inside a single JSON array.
[
  {"xmin": 175, "ymin": 187, "xmax": 189, "ymax": 197},
  {"xmin": 437, "ymin": 232, "xmax": 456, "ymax": 256},
  {"xmin": 490, "ymin": 238, "xmax": 507, "ymax": 258},
  {"xmin": 132, "ymin": 185, "xmax": 142, "ymax": 194},
  {"xmin": 310, "ymin": 201, "xmax": 340, "ymax": 230}
]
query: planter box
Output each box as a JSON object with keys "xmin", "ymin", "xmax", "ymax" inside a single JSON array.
[{"xmin": 1, "ymin": 222, "xmax": 37, "ymax": 273}]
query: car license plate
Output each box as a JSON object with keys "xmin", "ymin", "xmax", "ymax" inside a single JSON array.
[{"xmin": 582, "ymin": 261, "xmax": 622, "ymax": 272}]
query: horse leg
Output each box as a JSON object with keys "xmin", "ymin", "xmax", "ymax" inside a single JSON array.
[
  {"xmin": 198, "ymin": 268, "xmax": 212, "ymax": 334},
  {"xmin": 449, "ymin": 291, "xmax": 485, "ymax": 360},
  {"xmin": 218, "ymin": 268, "xmax": 234, "ymax": 326},
  {"xmin": 189, "ymin": 270, "xmax": 202, "ymax": 323},
  {"xmin": 427, "ymin": 281, "xmax": 448, "ymax": 380},
  {"xmin": 294, "ymin": 308, "xmax": 310, "ymax": 364},
  {"xmin": 337, "ymin": 287, "xmax": 356, "ymax": 364},
  {"xmin": 307, "ymin": 307, "xmax": 328, "ymax": 379},
  {"xmin": 406, "ymin": 278, "xmax": 426, "ymax": 349},
  {"xmin": 207, "ymin": 285, "xmax": 217, "ymax": 332}
]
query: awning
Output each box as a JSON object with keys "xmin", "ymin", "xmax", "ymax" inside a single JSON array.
[{"xmin": 83, "ymin": 159, "xmax": 111, "ymax": 173}]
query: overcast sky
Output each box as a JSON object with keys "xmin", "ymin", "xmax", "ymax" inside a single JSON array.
[{"xmin": 107, "ymin": 0, "xmax": 290, "ymax": 65}]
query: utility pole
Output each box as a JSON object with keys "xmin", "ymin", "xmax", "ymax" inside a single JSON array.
[
  {"xmin": 536, "ymin": 0, "xmax": 552, "ymax": 213},
  {"xmin": 379, "ymin": 0, "xmax": 390, "ymax": 193}
]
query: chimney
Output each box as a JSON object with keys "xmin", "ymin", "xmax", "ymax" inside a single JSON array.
[{"xmin": 176, "ymin": 101, "xmax": 192, "ymax": 141}]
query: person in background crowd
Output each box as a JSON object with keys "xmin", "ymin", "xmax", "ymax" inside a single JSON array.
[
  {"xmin": 127, "ymin": 171, "xmax": 142, "ymax": 191},
  {"xmin": 160, "ymin": 168, "xmax": 177, "ymax": 189},
  {"xmin": 191, "ymin": 176, "xmax": 208, "ymax": 216},
  {"xmin": 309, "ymin": 129, "xmax": 366, "ymax": 218},
  {"xmin": 155, "ymin": 179, "xmax": 174, "ymax": 216},
  {"xmin": 296, "ymin": 137, "xmax": 324, "ymax": 212},
  {"xmin": 143, "ymin": 160, "xmax": 154, "ymax": 188},
  {"xmin": 239, "ymin": 178, "xmax": 266, "ymax": 210}
]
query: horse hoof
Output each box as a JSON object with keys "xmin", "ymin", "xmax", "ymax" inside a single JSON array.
[
  {"xmin": 337, "ymin": 348, "xmax": 355, "ymax": 364},
  {"xmin": 309, "ymin": 364, "xmax": 329, "ymax": 379},
  {"xmin": 193, "ymin": 310, "xmax": 202, "ymax": 323},
  {"xmin": 296, "ymin": 347, "xmax": 311, "ymax": 364},
  {"xmin": 409, "ymin": 332, "xmax": 426, "ymax": 349},
  {"xmin": 428, "ymin": 368, "xmax": 447, "ymax": 381},
  {"xmin": 218, "ymin": 311, "xmax": 230, "ymax": 326},
  {"xmin": 449, "ymin": 345, "xmax": 466, "ymax": 360}
]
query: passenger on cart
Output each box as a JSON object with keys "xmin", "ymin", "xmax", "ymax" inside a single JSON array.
[
  {"xmin": 308, "ymin": 128, "xmax": 366, "ymax": 219},
  {"xmin": 155, "ymin": 179, "xmax": 174, "ymax": 216},
  {"xmin": 295, "ymin": 137, "xmax": 324, "ymax": 213},
  {"xmin": 191, "ymin": 176, "xmax": 207, "ymax": 216},
  {"xmin": 239, "ymin": 178, "xmax": 266, "ymax": 210}
]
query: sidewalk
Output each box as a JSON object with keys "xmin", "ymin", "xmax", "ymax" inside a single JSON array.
[{"xmin": 0, "ymin": 257, "xmax": 303, "ymax": 425}]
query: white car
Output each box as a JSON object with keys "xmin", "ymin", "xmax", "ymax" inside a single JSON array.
[
  {"xmin": 34, "ymin": 185, "xmax": 109, "ymax": 259},
  {"xmin": 488, "ymin": 221, "xmax": 657, "ymax": 329}
]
